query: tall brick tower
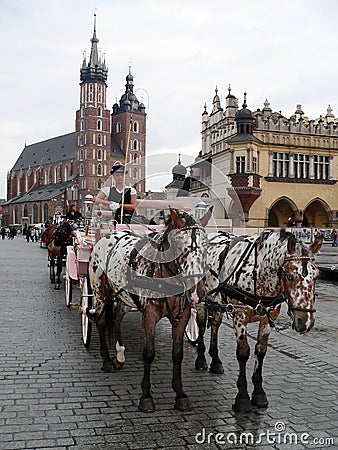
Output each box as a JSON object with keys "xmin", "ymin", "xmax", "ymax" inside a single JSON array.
[
  {"xmin": 112, "ymin": 68, "xmax": 147, "ymax": 196},
  {"xmin": 75, "ymin": 14, "xmax": 111, "ymax": 203}
]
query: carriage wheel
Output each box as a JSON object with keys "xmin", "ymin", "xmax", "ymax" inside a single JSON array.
[
  {"xmin": 185, "ymin": 307, "xmax": 199, "ymax": 346},
  {"xmin": 65, "ymin": 273, "xmax": 72, "ymax": 308},
  {"xmin": 81, "ymin": 275, "xmax": 92, "ymax": 348}
]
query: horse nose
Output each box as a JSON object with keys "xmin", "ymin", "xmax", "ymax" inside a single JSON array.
[{"xmin": 295, "ymin": 316, "xmax": 307, "ymax": 333}]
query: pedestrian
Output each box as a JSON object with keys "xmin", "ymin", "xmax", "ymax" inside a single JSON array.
[
  {"xmin": 30, "ymin": 227, "xmax": 35, "ymax": 242},
  {"xmin": 331, "ymin": 229, "xmax": 338, "ymax": 247},
  {"xmin": 1, "ymin": 227, "xmax": 5, "ymax": 240},
  {"xmin": 314, "ymin": 228, "xmax": 321, "ymax": 243},
  {"xmin": 34, "ymin": 227, "xmax": 39, "ymax": 242}
]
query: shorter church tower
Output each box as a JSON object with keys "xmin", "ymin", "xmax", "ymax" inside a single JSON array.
[{"xmin": 111, "ymin": 68, "xmax": 147, "ymax": 196}]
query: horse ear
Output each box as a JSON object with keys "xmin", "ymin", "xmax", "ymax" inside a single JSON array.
[
  {"xmin": 287, "ymin": 234, "xmax": 297, "ymax": 254},
  {"xmin": 198, "ymin": 206, "xmax": 214, "ymax": 227},
  {"xmin": 310, "ymin": 237, "xmax": 323, "ymax": 254},
  {"xmin": 169, "ymin": 208, "xmax": 185, "ymax": 229}
]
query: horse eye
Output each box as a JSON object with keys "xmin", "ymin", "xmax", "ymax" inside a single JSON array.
[{"xmin": 286, "ymin": 274, "xmax": 293, "ymax": 281}]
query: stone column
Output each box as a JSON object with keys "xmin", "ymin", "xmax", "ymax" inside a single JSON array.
[
  {"xmin": 268, "ymin": 151, "xmax": 274, "ymax": 177},
  {"xmin": 289, "ymin": 152, "xmax": 295, "ymax": 178},
  {"xmin": 309, "ymin": 154, "xmax": 315, "ymax": 179}
]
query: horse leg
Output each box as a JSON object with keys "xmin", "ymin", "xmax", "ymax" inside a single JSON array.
[
  {"xmin": 139, "ymin": 303, "xmax": 161, "ymax": 413},
  {"xmin": 194, "ymin": 304, "xmax": 208, "ymax": 370},
  {"xmin": 232, "ymin": 312, "xmax": 252, "ymax": 412},
  {"xmin": 251, "ymin": 319, "xmax": 272, "ymax": 408},
  {"xmin": 172, "ymin": 304, "xmax": 192, "ymax": 411},
  {"xmin": 98, "ymin": 295, "xmax": 114, "ymax": 373},
  {"xmin": 112, "ymin": 304, "xmax": 127, "ymax": 370},
  {"xmin": 54, "ymin": 253, "xmax": 62, "ymax": 290},
  {"xmin": 50, "ymin": 254, "xmax": 55, "ymax": 284},
  {"xmin": 209, "ymin": 310, "xmax": 224, "ymax": 374}
]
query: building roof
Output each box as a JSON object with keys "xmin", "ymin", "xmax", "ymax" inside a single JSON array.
[
  {"xmin": 110, "ymin": 135, "xmax": 125, "ymax": 157},
  {"xmin": 12, "ymin": 132, "xmax": 75, "ymax": 171},
  {"xmin": 3, "ymin": 176, "xmax": 78, "ymax": 205},
  {"xmin": 226, "ymin": 133, "xmax": 263, "ymax": 144}
]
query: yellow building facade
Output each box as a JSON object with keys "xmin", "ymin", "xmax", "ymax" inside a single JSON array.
[{"xmin": 191, "ymin": 87, "xmax": 338, "ymax": 232}]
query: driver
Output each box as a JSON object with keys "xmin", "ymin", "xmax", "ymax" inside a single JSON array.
[{"xmin": 94, "ymin": 162, "xmax": 137, "ymax": 224}]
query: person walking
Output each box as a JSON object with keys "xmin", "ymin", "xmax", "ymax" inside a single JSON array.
[
  {"xmin": 1, "ymin": 227, "xmax": 5, "ymax": 240},
  {"xmin": 331, "ymin": 229, "xmax": 338, "ymax": 247}
]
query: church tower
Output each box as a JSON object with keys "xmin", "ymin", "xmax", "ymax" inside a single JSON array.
[
  {"xmin": 75, "ymin": 14, "xmax": 111, "ymax": 203},
  {"xmin": 112, "ymin": 68, "xmax": 147, "ymax": 196}
]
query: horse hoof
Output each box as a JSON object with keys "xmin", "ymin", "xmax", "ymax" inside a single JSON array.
[
  {"xmin": 138, "ymin": 397, "xmax": 155, "ymax": 413},
  {"xmin": 232, "ymin": 397, "xmax": 252, "ymax": 413},
  {"xmin": 251, "ymin": 392, "xmax": 269, "ymax": 408},
  {"xmin": 195, "ymin": 359, "xmax": 208, "ymax": 371},
  {"xmin": 54, "ymin": 284, "xmax": 60, "ymax": 290},
  {"xmin": 209, "ymin": 362, "xmax": 224, "ymax": 374},
  {"xmin": 175, "ymin": 396, "xmax": 192, "ymax": 411},
  {"xmin": 101, "ymin": 361, "xmax": 113, "ymax": 372},
  {"xmin": 112, "ymin": 357, "xmax": 124, "ymax": 370}
]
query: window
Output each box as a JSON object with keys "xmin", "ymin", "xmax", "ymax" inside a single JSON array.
[
  {"xmin": 81, "ymin": 106, "xmax": 84, "ymax": 117},
  {"xmin": 98, "ymin": 179, "xmax": 102, "ymax": 189},
  {"xmin": 116, "ymin": 122, "xmax": 121, "ymax": 133},
  {"xmin": 294, "ymin": 154, "xmax": 310, "ymax": 178},
  {"xmin": 97, "ymin": 120, "xmax": 101, "ymax": 131},
  {"xmin": 133, "ymin": 139, "xmax": 138, "ymax": 150},
  {"xmin": 93, "ymin": 179, "xmax": 96, "ymax": 190},
  {"xmin": 54, "ymin": 167, "xmax": 58, "ymax": 183},
  {"xmin": 89, "ymin": 84, "xmax": 93, "ymax": 102},
  {"xmin": 98, "ymin": 85, "xmax": 102, "ymax": 102},
  {"xmin": 97, "ymin": 149, "xmax": 102, "ymax": 160},
  {"xmin": 14, "ymin": 206, "xmax": 18, "ymax": 224},
  {"xmin": 79, "ymin": 149, "xmax": 84, "ymax": 161},
  {"xmin": 81, "ymin": 120, "xmax": 84, "ymax": 131},
  {"xmin": 43, "ymin": 204, "xmax": 49, "ymax": 222},
  {"xmin": 33, "ymin": 204, "xmax": 38, "ymax": 223},
  {"xmin": 273, "ymin": 152, "xmax": 289, "ymax": 177},
  {"xmin": 133, "ymin": 121, "xmax": 139, "ymax": 133},
  {"xmin": 92, "ymin": 164, "xmax": 96, "ymax": 175},
  {"xmin": 81, "ymin": 179, "xmax": 86, "ymax": 189},
  {"xmin": 314, "ymin": 155, "xmax": 329, "ymax": 180},
  {"xmin": 236, "ymin": 156, "xmax": 246, "ymax": 173},
  {"xmin": 44, "ymin": 170, "xmax": 49, "ymax": 185},
  {"xmin": 97, "ymin": 164, "xmax": 102, "ymax": 176},
  {"xmin": 98, "ymin": 106, "xmax": 102, "ymax": 117},
  {"xmin": 23, "ymin": 204, "xmax": 28, "ymax": 218},
  {"xmin": 80, "ymin": 164, "xmax": 84, "ymax": 176},
  {"xmin": 252, "ymin": 156, "xmax": 257, "ymax": 173},
  {"xmin": 97, "ymin": 134, "xmax": 102, "ymax": 145},
  {"xmin": 134, "ymin": 168, "xmax": 138, "ymax": 179},
  {"xmin": 64, "ymin": 166, "xmax": 69, "ymax": 181}
]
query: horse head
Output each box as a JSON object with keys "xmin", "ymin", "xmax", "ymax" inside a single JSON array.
[
  {"xmin": 280, "ymin": 230, "xmax": 322, "ymax": 334},
  {"xmin": 53, "ymin": 220, "xmax": 73, "ymax": 247},
  {"xmin": 160, "ymin": 207, "xmax": 212, "ymax": 301}
]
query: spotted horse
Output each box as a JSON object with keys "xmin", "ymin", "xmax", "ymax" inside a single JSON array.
[
  {"xmin": 193, "ymin": 229, "xmax": 322, "ymax": 412},
  {"xmin": 89, "ymin": 208, "xmax": 212, "ymax": 412}
]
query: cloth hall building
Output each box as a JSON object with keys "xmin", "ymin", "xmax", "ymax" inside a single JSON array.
[
  {"xmin": 3, "ymin": 18, "xmax": 146, "ymax": 228},
  {"xmin": 190, "ymin": 87, "xmax": 338, "ymax": 230}
]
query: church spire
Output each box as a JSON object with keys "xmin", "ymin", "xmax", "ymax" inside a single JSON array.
[{"xmin": 80, "ymin": 13, "xmax": 108, "ymax": 83}]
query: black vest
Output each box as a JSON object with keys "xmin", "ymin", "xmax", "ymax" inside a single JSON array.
[{"xmin": 108, "ymin": 186, "xmax": 132, "ymax": 222}]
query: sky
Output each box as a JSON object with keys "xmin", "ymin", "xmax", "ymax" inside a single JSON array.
[{"xmin": 1, "ymin": 0, "xmax": 338, "ymax": 198}]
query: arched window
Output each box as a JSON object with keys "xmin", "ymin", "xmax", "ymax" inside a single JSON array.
[
  {"xmin": 79, "ymin": 149, "xmax": 84, "ymax": 160},
  {"xmin": 89, "ymin": 84, "xmax": 93, "ymax": 101},
  {"xmin": 80, "ymin": 164, "xmax": 84, "ymax": 176},
  {"xmin": 14, "ymin": 206, "xmax": 18, "ymax": 224},
  {"xmin": 134, "ymin": 168, "xmax": 138, "ymax": 179},
  {"xmin": 97, "ymin": 134, "xmax": 102, "ymax": 145},
  {"xmin": 54, "ymin": 167, "xmax": 58, "ymax": 183},
  {"xmin": 93, "ymin": 179, "xmax": 96, "ymax": 190},
  {"xmin": 64, "ymin": 166, "xmax": 69, "ymax": 181},
  {"xmin": 23, "ymin": 204, "xmax": 28, "ymax": 218},
  {"xmin": 92, "ymin": 164, "xmax": 96, "ymax": 175},
  {"xmin": 81, "ymin": 106, "xmax": 84, "ymax": 117},
  {"xmin": 45, "ymin": 169, "xmax": 49, "ymax": 185},
  {"xmin": 43, "ymin": 203, "xmax": 49, "ymax": 222},
  {"xmin": 133, "ymin": 139, "xmax": 138, "ymax": 150},
  {"xmin": 97, "ymin": 120, "xmax": 101, "ymax": 131},
  {"xmin": 98, "ymin": 85, "xmax": 102, "ymax": 102},
  {"xmin": 116, "ymin": 122, "xmax": 121, "ymax": 133},
  {"xmin": 33, "ymin": 204, "xmax": 38, "ymax": 223},
  {"xmin": 98, "ymin": 179, "xmax": 102, "ymax": 189},
  {"xmin": 133, "ymin": 121, "xmax": 139, "ymax": 133},
  {"xmin": 97, "ymin": 149, "xmax": 102, "ymax": 160},
  {"xmin": 98, "ymin": 106, "xmax": 102, "ymax": 117},
  {"xmin": 134, "ymin": 154, "xmax": 137, "ymax": 164},
  {"xmin": 81, "ymin": 120, "xmax": 84, "ymax": 131},
  {"xmin": 97, "ymin": 164, "xmax": 102, "ymax": 175}
]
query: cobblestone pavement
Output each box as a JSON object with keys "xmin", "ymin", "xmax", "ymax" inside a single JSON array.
[{"xmin": 0, "ymin": 239, "xmax": 337, "ymax": 450}]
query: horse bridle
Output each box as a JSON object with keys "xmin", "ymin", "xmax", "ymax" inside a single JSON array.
[{"xmin": 206, "ymin": 239, "xmax": 317, "ymax": 327}]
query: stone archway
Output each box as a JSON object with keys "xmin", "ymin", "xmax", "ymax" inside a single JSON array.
[
  {"xmin": 268, "ymin": 197, "xmax": 297, "ymax": 227},
  {"xmin": 303, "ymin": 199, "xmax": 330, "ymax": 227}
]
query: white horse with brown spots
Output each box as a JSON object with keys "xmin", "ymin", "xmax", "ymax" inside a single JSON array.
[
  {"xmin": 89, "ymin": 208, "xmax": 212, "ymax": 412},
  {"xmin": 194, "ymin": 229, "xmax": 322, "ymax": 412}
]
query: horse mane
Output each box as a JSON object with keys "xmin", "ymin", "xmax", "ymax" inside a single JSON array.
[{"xmin": 163, "ymin": 210, "xmax": 196, "ymax": 241}]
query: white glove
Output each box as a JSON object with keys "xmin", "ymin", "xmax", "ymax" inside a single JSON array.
[{"xmin": 109, "ymin": 201, "xmax": 120, "ymax": 212}]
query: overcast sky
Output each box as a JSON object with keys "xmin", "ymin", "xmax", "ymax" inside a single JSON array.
[{"xmin": 1, "ymin": 0, "xmax": 337, "ymax": 198}]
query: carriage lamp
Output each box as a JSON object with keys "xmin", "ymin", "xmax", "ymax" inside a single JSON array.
[{"xmin": 84, "ymin": 194, "xmax": 94, "ymax": 235}]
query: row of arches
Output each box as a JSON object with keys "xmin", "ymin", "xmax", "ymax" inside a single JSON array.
[
  {"xmin": 13, "ymin": 203, "xmax": 50, "ymax": 225},
  {"xmin": 268, "ymin": 197, "xmax": 331, "ymax": 228}
]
